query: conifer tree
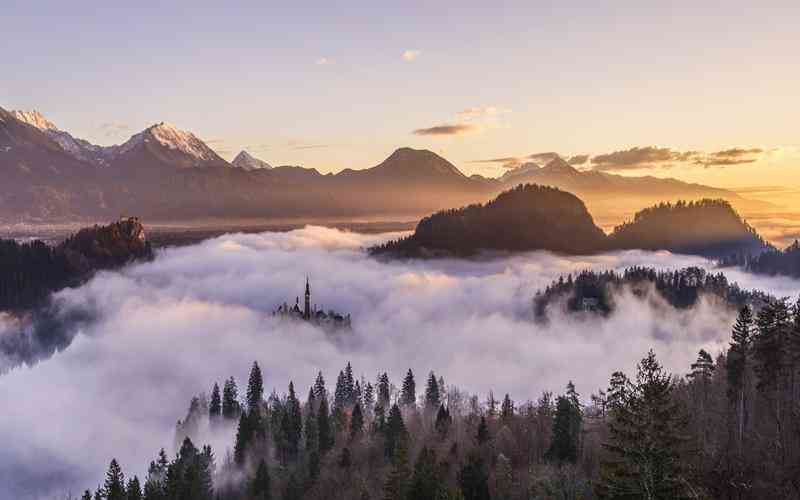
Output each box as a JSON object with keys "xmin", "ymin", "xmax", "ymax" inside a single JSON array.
[
  {"xmin": 424, "ymin": 371, "xmax": 441, "ymax": 411},
  {"xmin": 82, "ymin": 491, "xmax": 92, "ymax": 500},
  {"xmin": 313, "ymin": 371, "xmax": 327, "ymax": 401},
  {"xmin": 364, "ymin": 381, "xmax": 376, "ymax": 416},
  {"xmin": 476, "ymin": 416, "xmax": 490, "ymax": 445},
  {"xmin": 458, "ymin": 454, "xmax": 490, "ymax": 500},
  {"xmin": 222, "ymin": 377, "xmax": 240, "ymax": 420},
  {"xmin": 401, "ymin": 369, "xmax": 416, "ymax": 408},
  {"xmin": 598, "ymin": 350, "xmax": 695, "ymax": 499},
  {"xmin": 727, "ymin": 306, "xmax": 754, "ymax": 455},
  {"xmin": 286, "ymin": 381, "xmax": 303, "ymax": 458},
  {"xmin": 546, "ymin": 395, "xmax": 579, "ymax": 463},
  {"xmin": 408, "ymin": 447, "xmax": 441, "ymax": 500},
  {"xmin": 104, "ymin": 459, "xmax": 126, "ymax": 500},
  {"xmin": 305, "ymin": 389, "xmax": 319, "ymax": 452},
  {"xmin": 251, "ymin": 459, "xmax": 271, "ymax": 500},
  {"xmin": 247, "ymin": 361, "xmax": 265, "ymax": 414},
  {"xmin": 317, "ymin": 396, "xmax": 334, "ymax": 454},
  {"xmin": 500, "ymin": 393, "xmax": 514, "ymax": 420},
  {"xmin": 126, "ymin": 476, "xmax": 142, "ymax": 500},
  {"xmin": 378, "ymin": 372, "xmax": 391, "ymax": 409},
  {"xmin": 435, "ymin": 404, "xmax": 451, "ymax": 435},
  {"xmin": 209, "ymin": 382, "xmax": 221, "ymax": 422},
  {"xmin": 234, "ymin": 411, "xmax": 253, "ymax": 466},
  {"xmin": 486, "ymin": 391, "xmax": 497, "ymax": 417},
  {"xmin": 344, "ymin": 362, "xmax": 355, "ymax": 405},
  {"xmin": 334, "ymin": 369, "xmax": 347, "ymax": 410},
  {"xmin": 383, "ymin": 438, "xmax": 411, "ymax": 500},
  {"xmin": 385, "ymin": 403, "xmax": 407, "ymax": 459},
  {"xmin": 351, "ymin": 402, "xmax": 364, "ymax": 439}
]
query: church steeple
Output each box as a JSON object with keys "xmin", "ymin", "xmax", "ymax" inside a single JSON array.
[{"xmin": 304, "ymin": 276, "xmax": 311, "ymax": 320}]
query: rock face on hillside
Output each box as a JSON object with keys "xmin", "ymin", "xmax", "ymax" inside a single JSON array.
[
  {"xmin": 58, "ymin": 217, "xmax": 153, "ymax": 274},
  {"xmin": 370, "ymin": 184, "xmax": 608, "ymax": 257},
  {"xmin": 608, "ymin": 199, "xmax": 769, "ymax": 258}
]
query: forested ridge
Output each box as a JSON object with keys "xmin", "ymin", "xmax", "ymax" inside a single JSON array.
[
  {"xmin": 0, "ymin": 218, "xmax": 153, "ymax": 311},
  {"xmin": 371, "ymin": 186, "xmax": 769, "ymax": 260},
  {"xmin": 533, "ymin": 266, "xmax": 772, "ymax": 321},
  {"xmin": 722, "ymin": 240, "xmax": 800, "ymax": 278},
  {"xmin": 80, "ymin": 297, "xmax": 800, "ymax": 500}
]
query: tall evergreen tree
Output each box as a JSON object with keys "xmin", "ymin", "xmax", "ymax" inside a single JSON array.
[
  {"xmin": 476, "ymin": 416, "xmax": 490, "ymax": 445},
  {"xmin": 314, "ymin": 371, "xmax": 327, "ymax": 401},
  {"xmin": 344, "ymin": 362, "xmax": 356, "ymax": 405},
  {"xmin": 500, "ymin": 393, "xmax": 514, "ymax": 420},
  {"xmin": 424, "ymin": 371, "xmax": 441, "ymax": 411},
  {"xmin": 234, "ymin": 412, "xmax": 253, "ymax": 466},
  {"xmin": 251, "ymin": 459, "xmax": 271, "ymax": 500},
  {"xmin": 401, "ymin": 369, "xmax": 416, "ymax": 408},
  {"xmin": 598, "ymin": 350, "xmax": 696, "ymax": 499},
  {"xmin": 318, "ymin": 396, "xmax": 334, "ymax": 454},
  {"xmin": 458, "ymin": 454, "xmax": 490, "ymax": 500},
  {"xmin": 385, "ymin": 403, "xmax": 407, "ymax": 459},
  {"xmin": 126, "ymin": 476, "xmax": 142, "ymax": 500},
  {"xmin": 408, "ymin": 447, "xmax": 441, "ymax": 500},
  {"xmin": 727, "ymin": 306, "xmax": 754, "ymax": 455},
  {"xmin": 383, "ymin": 438, "xmax": 411, "ymax": 500},
  {"xmin": 209, "ymin": 382, "xmax": 221, "ymax": 422},
  {"xmin": 546, "ymin": 395, "xmax": 580, "ymax": 463},
  {"xmin": 435, "ymin": 404, "xmax": 451, "ymax": 436},
  {"xmin": 285, "ymin": 381, "xmax": 303, "ymax": 458},
  {"xmin": 222, "ymin": 377, "xmax": 240, "ymax": 420},
  {"xmin": 104, "ymin": 459, "xmax": 126, "ymax": 500},
  {"xmin": 351, "ymin": 402, "xmax": 365, "ymax": 439},
  {"xmin": 81, "ymin": 491, "xmax": 92, "ymax": 500},
  {"xmin": 378, "ymin": 372, "xmax": 391, "ymax": 409},
  {"xmin": 364, "ymin": 381, "xmax": 376, "ymax": 416},
  {"xmin": 305, "ymin": 388, "xmax": 319, "ymax": 453},
  {"xmin": 247, "ymin": 361, "xmax": 265, "ymax": 414}
]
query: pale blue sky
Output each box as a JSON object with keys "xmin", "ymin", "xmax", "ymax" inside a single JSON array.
[{"xmin": 2, "ymin": 1, "xmax": 799, "ymax": 185}]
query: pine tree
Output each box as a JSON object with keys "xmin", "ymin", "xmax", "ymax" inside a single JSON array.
[
  {"xmin": 351, "ymin": 402, "xmax": 364, "ymax": 439},
  {"xmin": 126, "ymin": 476, "xmax": 142, "ymax": 500},
  {"xmin": 598, "ymin": 350, "xmax": 695, "ymax": 499},
  {"xmin": 318, "ymin": 396, "xmax": 334, "ymax": 453},
  {"xmin": 104, "ymin": 459, "xmax": 126, "ymax": 500},
  {"xmin": 344, "ymin": 362, "xmax": 355, "ymax": 405},
  {"xmin": 209, "ymin": 382, "xmax": 221, "ymax": 422},
  {"xmin": 424, "ymin": 371, "xmax": 441, "ymax": 411},
  {"xmin": 82, "ymin": 491, "xmax": 92, "ymax": 500},
  {"xmin": 247, "ymin": 361, "xmax": 265, "ymax": 414},
  {"xmin": 286, "ymin": 381, "xmax": 303, "ymax": 458},
  {"xmin": 378, "ymin": 373, "xmax": 391, "ymax": 409},
  {"xmin": 408, "ymin": 447, "xmax": 441, "ymax": 500},
  {"xmin": 234, "ymin": 411, "xmax": 253, "ymax": 465},
  {"xmin": 500, "ymin": 393, "xmax": 514, "ymax": 420},
  {"xmin": 314, "ymin": 371, "xmax": 327, "ymax": 401},
  {"xmin": 364, "ymin": 381, "xmax": 375, "ymax": 415},
  {"xmin": 476, "ymin": 416, "xmax": 489, "ymax": 445},
  {"xmin": 458, "ymin": 454, "xmax": 490, "ymax": 500},
  {"xmin": 305, "ymin": 388, "xmax": 319, "ymax": 452},
  {"xmin": 486, "ymin": 391, "xmax": 497, "ymax": 417},
  {"xmin": 383, "ymin": 438, "xmax": 411, "ymax": 500},
  {"xmin": 251, "ymin": 459, "xmax": 271, "ymax": 500},
  {"xmin": 435, "ymin": 404, "xmax": 451, "ymax": 435},
  {"xmin": 401, "ymin": 369, "xmax": 416, "ymax": 408},
  {"xmin": 334, "ymin": 369, "xmax": 347, "ymax": 410},
  {"xmin": 222, "ymin": 377, "xmax": 240, "ymax": 420},
  {"xmin": 727, "ymin": 307, "xmax": 754, "ymax": 457},
  {"xmin": 546, "ymin": 395, "xmax": 579, "ymax": 463},
  {"xmin": 385, "ymin": 403, "xmax": 407, "ymax": 459}
]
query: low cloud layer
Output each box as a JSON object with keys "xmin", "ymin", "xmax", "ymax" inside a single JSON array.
[
  {"xmin": 2, "ymin": 226, "xmax": 798, "ymax": 499},
  {"xmin": 412, "ymin": 123, "xmax": 479, "ymax": 136}
]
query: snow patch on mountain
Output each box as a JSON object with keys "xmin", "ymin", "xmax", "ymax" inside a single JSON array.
[
  {"xmin": 11, "ymin": 110, "xmax": 59, "ymax": 132},
  {"xmin": 232, "ymin": 150, "xmax": 272, "ymax": 170}
]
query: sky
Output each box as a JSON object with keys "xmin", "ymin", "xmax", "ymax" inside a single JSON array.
[{"xmin": 2, "ymin": 1, "xmax": 799, "ymax": 188}]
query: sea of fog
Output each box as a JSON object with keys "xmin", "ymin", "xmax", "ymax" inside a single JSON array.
[{"xmin": 1, "ymin": 226, "xmax": 799, "ymax": 499}]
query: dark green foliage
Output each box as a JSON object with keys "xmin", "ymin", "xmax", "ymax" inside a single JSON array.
[
  {"xmin": 105, "ymin": 459, "xmax": 126, "ymax": 500},
  {"xmin": 435, "ymin": 404, "xmax": 451, "ymax": 435},
  {"xmin": 378, "ymin": 372, "xmax": 391, "ymax": 409},
  {"xmin": 317, "ymin": 396, "xmax": 334, "ymax": 454},
  {"xmin": 383, "ymin": 438, "xmax": 411, "ymax": 500},
  {"xmin": 251, "ymin": 459, "xmax": 271, "ymax": 500},
  {"xmin": 385, "ymin": 404, "xmax": 407, "ymax": 460},
  {"xmin": 82, "ymin": 490, "xmax": 92, "ymax": 500},
  {"xmin": 598, "ymin": 350, "xmax": 695, "ymax": 499},
  {"xmin": 546, "ymin": 396, "xmax": 580, "ymax": 463},
  {"xmin": 282, "ymin": 473, "xmax": 301, "ymax": 500},
  {"xmin": 285, "ymin": 381, "xmax": 303, "ymax": 458},
  {"xmin": 534, "ymin": 265, "xmax": 771, "ymax": 321},
  {"xmin": 314, "ymin": 371, "xmax": 327, "ymax": 401},
  {"xmin": 126, "ymin": 476, "xmax": 142, "ymax": 500},
  {"xmin": 476, "ymin": 416, "xmax": 489, "ymax": 445},
  {"xmin": 408, "ymin": 447, "xmax": 441, "ymax": 500},
  {"xmin": 424, "ymin": 372, "xmax": 441, "ymax": 411},
  {"xmin": 722, "ymin": 239, "xmax": 800, "ymax": 277},
  {"xmin": 222, "ymin": 377, "xmax": 240, "ymax": 420},
  {"xmin": 401, "ymin": 369, "xmax": 416, "ymax": 408},
  {"xmin": 208, "ymin": 382, "xmax": 221, "ymax": 421},
  {"xmin": 500, "ymin": 393, "xmax": 514, "ymax": 420},
  {"xmin": 370, "ymin": 184, "xmax": 608, "ymax": 257},
  {"xmin": 247, "ymin": 361, "xmax": 264, "ymax": 413},
  {"xmin": 234, "ymin": 411, "xmax": 253, "ymax": 466},
  {"xmin": 458, "ymin": 454, "xmax": 490, "ymax": 500},
  {"xmin": 351, "ymin": 402, "xmax": 364, "ymax": 439}
]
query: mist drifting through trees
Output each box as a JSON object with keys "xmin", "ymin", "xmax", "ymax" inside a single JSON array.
[{"xmin": 1, "ymin": 226, "xmax": 799, "ymax": 499}]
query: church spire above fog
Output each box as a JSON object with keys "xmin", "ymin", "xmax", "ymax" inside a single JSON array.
[{"xmin": 274, "ymin": 277, "xmax": 351, "ymax": 330}]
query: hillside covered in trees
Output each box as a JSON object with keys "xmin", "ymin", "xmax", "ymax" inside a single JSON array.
[
  {"xmin": 0, "ymin": 217, "xmax": 153, "ymax": 312},
  {"xmin": 80, "ymin": 297, "xmax": 800, "ymax": 500},
  {"xmin": 533, "ymin": 266, "xmax": 772, "ymax": 321},
  {"xmin": 371, "ymin": 186, "xmax": 769, "ymax": 260},
  {"xmin": 370, "ymin": 184, "xmax": 608, "ymax": 257},
  {"xmin": 721, "ymin": 239, "xmax": 800, "ymax": 278},
  {"xmin": 608, "ymin": 199, "xmax": 769, "ymax": 258}
]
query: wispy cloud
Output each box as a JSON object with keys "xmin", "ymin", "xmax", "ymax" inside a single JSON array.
[
  {"xmin": 694, "ymin": 148, "xmax": 763, "ymax": 167},
  {"xmin": 402, "ymin": 49, "xmax": 421, "ymax": 62},
  {"xmin": 98, "ymin": 122, "xmax": 130, "ymax": 138},
  {"xmin": 456, "ymin": 107, "xmax": 511, "ymax": 121},
  {"xmin": 412, "ymin": 123, "xmax": 479, "ymax": 136},
  {"xmin": 591, "ymin": 146, "xmax": 698, "ymax": 171},
  {"xmin": 315, "ymin": 57, "xmax": 334, "ymax": 66}
]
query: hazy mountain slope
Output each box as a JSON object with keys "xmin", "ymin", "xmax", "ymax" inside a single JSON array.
[{"xmin": 232, "ymin": 151, "xmax": 272, "ymax": 170}]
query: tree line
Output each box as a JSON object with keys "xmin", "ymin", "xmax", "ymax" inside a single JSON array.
[{"xmin": 78, "ymin": 297, "xmax": 800, "ymax": 499}]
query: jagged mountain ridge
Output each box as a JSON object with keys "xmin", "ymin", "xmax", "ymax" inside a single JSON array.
[{"xmin": 0, "ymin": 107, "xmax": 758, "ymax": 222}]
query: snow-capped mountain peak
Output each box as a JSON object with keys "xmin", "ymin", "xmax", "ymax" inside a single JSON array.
[
  {"xmin": 232, "ymin": 150, "xmax": 272, "ymax": 170},
  {"xmin": 11, "ymin": 110, "xmax": 60, "ymax": 131}
]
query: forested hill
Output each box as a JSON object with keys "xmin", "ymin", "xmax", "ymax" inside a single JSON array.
[
  {"xmin": 608, "ymin": 199, "xmax": 769, "ymax": 258},
  {"xmin": 721, "ymin": 239, "xmax": 800, "ymax": 278},
  {"xmin": 82, "ymin": 298, "xmax": 800, "ymax": 499},
  {"xmin": 532, "ymin": 266, "xmax": 772, "ymax": 321},
  {"xmin": 0, "ymin": 217, "xmax": 153, "ymax": 311},
  {"xmin": 370, "ymin": 184, "xmax": 608, "ymax": 257}
]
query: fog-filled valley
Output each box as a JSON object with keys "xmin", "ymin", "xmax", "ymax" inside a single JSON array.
[{"xmin": 2, "ymin": 226, "xmax": 798, "ymax": 499}]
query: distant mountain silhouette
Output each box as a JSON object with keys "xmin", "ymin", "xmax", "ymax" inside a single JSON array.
[
  {"xmin": 608, "ymin": 199, "xmax": 770, "ymax": 258},
  {"xmin": 370, "ymin": 184, "xmax": 608, "ymax": 257},
  {"xmin": 0, "ymin": 106, "xmax": 766, "ymax": 223}
]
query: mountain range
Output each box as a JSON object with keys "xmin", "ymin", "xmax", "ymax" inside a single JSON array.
[{"xmin": 0, "ymin": 107, "xmax": 763, "ymax": 223}]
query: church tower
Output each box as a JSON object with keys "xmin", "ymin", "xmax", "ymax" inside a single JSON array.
[{"xmin": 304, "ymin": 276, "xmax": 311, "ymax": 320}]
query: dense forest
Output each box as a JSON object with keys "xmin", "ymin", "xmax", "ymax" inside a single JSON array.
[
  {"xmin": 370, "ymin": 184, "xmax": 608, "ymax": 257},
  {"xmin": 78, "ymin": 297, "xmax": 800, "ymax": 499},
  {"xmin": 371, "ymin": 187, "xmax": 770, "ymax": 260},
  {"xmin": 0, "ymin": 218, "xmax": 153, "ymax": 311},
  {"xmin": 607, "ymin": 199, "xmax": 769, "ymax": 259},
  {"xmin": 721, "ymin": 240, "xmax": 800, "ymax": 278},
  {"xmin": 533, "ymin": 266, "xmax": 773, "ymax": 321}
]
